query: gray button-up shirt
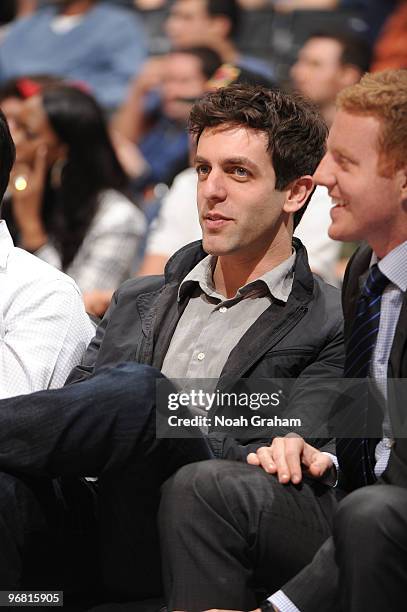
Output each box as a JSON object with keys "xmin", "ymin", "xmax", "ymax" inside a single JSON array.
[{"xmin": 161, "ymin": 252, "xmax": 296, "ymax": 385}]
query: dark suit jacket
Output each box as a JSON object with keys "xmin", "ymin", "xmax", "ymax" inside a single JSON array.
[
  {"xmin": 282, "ymin": 242, "xmax": 407, "ymax": 611},
  {"xmin": 67, "ymin": 238, "xmax": 344, "ymax": 457},
  {"xmin": 342, "ymin": 243, "xmax": 407, "ymax": 487}
]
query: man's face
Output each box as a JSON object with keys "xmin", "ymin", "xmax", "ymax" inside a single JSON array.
[
  {"xmin": 162, "ymin": 53, "xmax": 208, "ymax": 121},
  {"xmin": 165, "ymin": 0, "xmax": 214, "ymax": 48},
  {"xmin": 314, "ymin": 110, "xmax": 406, "ymax": 256},
  {"xmin": 195, "ymin": 125, "xmax": 288, "ymax": 259},
  {"xmin": 291, "ymin": 38, "xmax": 346, "ymax": 106}
]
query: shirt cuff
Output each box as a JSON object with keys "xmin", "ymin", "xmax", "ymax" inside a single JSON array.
[
  {"xmin": 321, "ymin": 452, "xmax": 338, "ymax": 487},
  {"xmin": 269, "ymin": 590, "xmax": 301, "ymax": 612}
]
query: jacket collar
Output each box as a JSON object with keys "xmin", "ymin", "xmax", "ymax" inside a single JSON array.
[{"xmin": 163, "ymin": 237, "xmax": 314, "ymax": 302}]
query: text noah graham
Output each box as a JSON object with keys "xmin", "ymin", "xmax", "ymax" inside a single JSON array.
[{"xmin": 167, "ymin": 415, "xmax": 302, "ymax": 428}]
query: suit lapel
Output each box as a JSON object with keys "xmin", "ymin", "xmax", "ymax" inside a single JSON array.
[{"xmin": 342, "ymin": 245, "xmax": 372, "ymax": 341}]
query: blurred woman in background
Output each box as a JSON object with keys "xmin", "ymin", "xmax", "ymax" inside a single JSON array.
[{"xmin": 4, "ymin": 84, "xmax": 145, "ymax": 311}]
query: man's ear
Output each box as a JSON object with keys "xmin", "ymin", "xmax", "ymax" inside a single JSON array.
[
  {"xmin": 282, "ymin": 176, "xmax": 314, "ymax": 215},
  {"xmin": 399, "ymin": 166, "xmax": 407, "ymax": 202}
]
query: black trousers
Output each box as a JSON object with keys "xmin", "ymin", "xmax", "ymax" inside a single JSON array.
[
  {"xmin": 159, "ymin": 459, "xmax": 336, "ymax": 611},
  {"xmin": 160, "ymin": 458, "xmax": 407, "ymax": 612},
  {"xmin": 284, "ymin": 484, "xmax": 407, "ymax": 612},
  {"xmin": 335, "ymin": 484, "xmax": 407, "ymax": 611},
  {"xmin": 0, "ymin": 363, "xmax": 213, "ymax": 599}
]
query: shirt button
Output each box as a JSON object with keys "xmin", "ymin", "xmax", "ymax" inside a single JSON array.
[
  {"xmin": 197, "ymin": 352, "xmax": 205, "ymax": 361},
  {"xmin": 219, "ymin": 306, "xmax": 227, "ymax": 313}
]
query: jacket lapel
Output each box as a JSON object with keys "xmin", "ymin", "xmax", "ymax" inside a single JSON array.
[
  {"xmin": 342, "ymin": 244, "xmax": 372, "ymax": 341},
  {"xmin": 218, "ymin": 297, "xmax": 308, "ymax": 390}
]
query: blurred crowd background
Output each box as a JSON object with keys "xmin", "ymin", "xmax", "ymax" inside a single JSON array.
[{"xmin": 0, "ymin": 0, "xmax": 406, "ymax": 317}]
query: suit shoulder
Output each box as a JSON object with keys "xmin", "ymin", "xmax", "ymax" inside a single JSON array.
[
  {"xmin": 114, "ymin": 275, "xmax": 165, "ymax": 300},
  {"xmin": 311, "ymin": 276, "xmax": 343, "ymax": 331}
]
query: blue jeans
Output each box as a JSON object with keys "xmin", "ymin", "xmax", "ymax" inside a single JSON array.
[{"xmin": 0, "ymin": 363, "xmax": 213, "ymax": 598}]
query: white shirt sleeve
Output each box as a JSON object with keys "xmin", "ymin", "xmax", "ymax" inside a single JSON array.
[{"xmin": 0, "ymin": 276, "xmax": 95, "ymax": 397}]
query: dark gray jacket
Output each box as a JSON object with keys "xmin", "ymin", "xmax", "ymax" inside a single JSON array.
[{"xmin": 68, "ymin": 239, "xmax": 344, "ymax": 457}]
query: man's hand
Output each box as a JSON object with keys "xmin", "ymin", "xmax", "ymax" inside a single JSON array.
[{"xmin": 247, "ymin": 435, "xmax": 333, "ymax": 484}]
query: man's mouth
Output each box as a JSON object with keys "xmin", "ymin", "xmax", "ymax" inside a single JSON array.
[
  {"xmin": 203, "ymin": 213, "xmax": 233, "ymax": 229},
  {"xmin": 331, "ymin": 198, "xmax": 348, "ymax": 208}
]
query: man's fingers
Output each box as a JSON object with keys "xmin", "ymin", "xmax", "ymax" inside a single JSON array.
[
  {"xmin": 284, "ymin": 444, "xmax": 303, "ymax": 484},
  {"xmin": 302, "ymin": 443, "xmax": 332, "ymax": 478},
  {"xmin": 255, "ymin": 446, "xmax": 277, "ymax": 474},
  {"xmin": 274, "ymin": 436, "xmax": 304, "ymax": 484},
  {"xmin": 248, "ymin": 437, "xmax": 311, "ymax": 485},
  {"xmin": 247, "ymin": 452, "xmax": 260, "ymax": 466},
  {"xmin": 266, "ymin": 438, "xmax": 293, "ymax": 483}
]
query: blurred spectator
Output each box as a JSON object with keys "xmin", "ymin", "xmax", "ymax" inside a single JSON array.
[
  {"xmin": 291, "ymin": 31, "xmax": 371, "ymax": 282},
  {"xmin": 291, "ymin": 31, "xmax": 372, "ymax": 126},
  {"xmin": 0, "ymin": 1, "xmax": 38, "ymax": 41},
  {"xmin": 0, "ymin": 75, "xmax": 62, "ymax": 142},
  {"xmin": 0, "ymin": 107, "xmax": 94, "ymax": 397},
  {"xmin": 165, "ymin": 0, "xmax": 275, "ymax": 79},
  {"xmin": 371, "ymin": 0, "xmax": 407, "ymax": 71},
  {"xmin": 114, "ymin": 47, "xmax": 223, "ymax": 188},
  {"xmin": 3, "ymin": 85, "xmax": 146, "ymax": 310},
  {"xmin": 0, "ymin": 0, "xmax": 147, "ymax": 111}
]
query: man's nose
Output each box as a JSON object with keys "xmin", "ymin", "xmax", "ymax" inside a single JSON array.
[
  {"xmin": 313, "ymin": 153, "xmax": 336, "ymax": 189},
  {"xmin": 200, "ymin": 170, "xmax": 227, "ymax": 202}
]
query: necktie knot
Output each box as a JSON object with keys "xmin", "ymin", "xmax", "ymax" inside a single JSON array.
[{"xmin": 362, "ymin": 264, "xmax": 389, "ymax": 298}]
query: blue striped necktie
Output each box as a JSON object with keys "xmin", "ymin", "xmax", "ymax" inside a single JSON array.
[{"xmin": 336, "ymin": 264, "xmax": 390, "ymax": 489}]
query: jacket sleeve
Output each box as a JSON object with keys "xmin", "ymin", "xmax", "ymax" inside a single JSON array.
[
  {"xmin": 65, "ymin": 275, "xmax": 165, "ymax": 385},
  {"xmin": 65, "ymin": 290, "xmax": 120, "ymax": 385}
]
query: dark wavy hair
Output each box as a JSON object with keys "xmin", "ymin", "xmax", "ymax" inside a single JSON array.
[
  {"xmin": 40, "ymin": 85, "xmax": 128, "ymax": 269},
  {"xmin": 0, "ymin": 109, "xmax": 15, "ymax": 207},
  {"xmin": 189, "ymin": 83, "xmax": 328, "ymax": 228}
]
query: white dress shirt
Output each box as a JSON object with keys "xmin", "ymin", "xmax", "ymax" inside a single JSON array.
[{"xmin": 0, "ymin": 221, "xmax": 95, "ymax": 398}]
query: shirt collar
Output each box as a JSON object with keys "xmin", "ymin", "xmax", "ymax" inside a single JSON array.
[
  {"xmin": 0, "ymin": 220, "xmax": 14, "ymax": 270},
  {"xmin": 178, "ymin": 251, "xmax": 296, "ymax": 303},
  {"xmin": 371, "ymin": 240, "xmax": 407, "ymax": 292}
]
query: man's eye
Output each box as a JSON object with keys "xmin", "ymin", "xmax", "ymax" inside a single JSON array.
[
  {"xmin": 196, "ymin": 164, "xmax": 210, "ymax": 176},
  {"xmin": 233, "ymin": 167, "xmax": 248, "ymax": 177}
]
